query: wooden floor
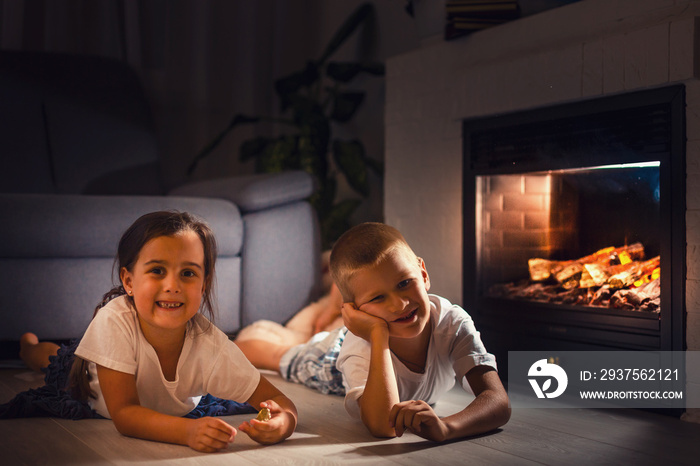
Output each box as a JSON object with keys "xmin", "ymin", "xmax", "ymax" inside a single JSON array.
[{"xmin": 1, "ymin": 366, "xmax": 700, "ymax": 465}]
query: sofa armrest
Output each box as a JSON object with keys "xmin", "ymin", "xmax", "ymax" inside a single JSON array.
[{"xmin": 169, "ymin": 171, "xmax": 314, "ymax": 213}]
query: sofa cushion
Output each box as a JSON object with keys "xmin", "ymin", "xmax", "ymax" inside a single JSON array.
[
  {"xmin": 0, "ymin": 194, "xmax": 243, "ymax": 258},
  {"xmin": 170, "ymin": 171, "xmax": 314, "ymax": 213}
]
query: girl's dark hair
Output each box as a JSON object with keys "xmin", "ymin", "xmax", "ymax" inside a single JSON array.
[{"xmin": 69, "ymin": 211, "xmax": 218, "ymax": 400}]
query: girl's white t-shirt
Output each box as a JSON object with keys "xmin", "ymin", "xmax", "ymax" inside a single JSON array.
[{"xmin": 74, "ymin": 295, "xmax": 260, "ymax": 419}]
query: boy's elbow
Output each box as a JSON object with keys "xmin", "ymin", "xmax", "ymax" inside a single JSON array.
[
  {"xmin": 360, "ymin": 414, "xmax": 396, "ymax": 438},
  {"xmin": 366, "ymin": 423, "xmax": 397, "ymax": 438},
  {"xmin": 494, "ymin": 394, "xmax": 511, "ymax": 428}
]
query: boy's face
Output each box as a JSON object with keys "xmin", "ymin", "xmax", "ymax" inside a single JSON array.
[{"xmin": 349, "ymin": 248, "xmax": 431, "ymax": 340}]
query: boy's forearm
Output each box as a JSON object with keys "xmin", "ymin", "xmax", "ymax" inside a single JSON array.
[
  {"xmin": 357, "ymin": 326, "xmax": 400, "ymax": 437},
  {"xmin": 441, "ymin": 387, "xmax": 511, "ymax": 440}
]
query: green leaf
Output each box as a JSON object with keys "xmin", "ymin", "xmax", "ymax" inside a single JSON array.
[
  {"xmin": 287, "ymin": 95, "xmax": 330, "ymax": 156},
  {"xmin": 365, "ymin": 156, "xmax": 384, "ymax": 176},
  {"xmin": 318, "ymin": 3, "xmax": 373, "ymax": 65},
  {"xmin": 188, "ymin": 114, "xmax": 260, "ymax": 175},
  {"xmin": 326, "ymin": 62, "xmax": 362, "ymax": 83},
  {"xmin": 330, "ymin": 91, "xmax": 365, "ymax": 122},
  {"xmin": 321, "ymin": 199, "xmax": 362, "ymax": 248},
  {"xmin": 309, "ymin": 177, "xmax": 337, "ymax": 219},
  {"xmin": 275, "ymin": 61, "xmax": 320, "ymax": 110},
  {"xmin": 256, "ymin": 136, "xmax": 296, "ymax": 173},
  {"xmin": 298, "ymin": 135, "xmax": 328, "ymax": 180},
  {"xmin": 333, "ymin": 139, "xmax": 369, "ymax": 196},
  {"xmin": 239, "ymin": 136, "xmax": 273, "ymax": 163},
  {"xmin": 288, "ymin": 94, "xmax": 325, "ymax": 127},
  {"xmin": 326, "ymin": 61, "xmax": 385, "ymax": 83}
]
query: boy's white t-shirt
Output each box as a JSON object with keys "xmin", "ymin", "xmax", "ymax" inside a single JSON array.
[
  {"xmin": 336, "ymin": 294, "xmax": 497, "ymax": 419},
  {"xmin": 74, "ymin": 295, "xmax": 260, "ymax": 419}
]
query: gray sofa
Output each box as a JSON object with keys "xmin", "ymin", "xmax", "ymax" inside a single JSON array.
[{"xmin": 0, "ymin": 50, "xmax": 321, "ymax": 346}]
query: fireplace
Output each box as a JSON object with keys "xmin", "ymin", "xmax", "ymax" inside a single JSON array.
[
  {"xmin": 384, "ymin": 0, "xmax": 700, "ymax": 421},
  {"xmin": 462, "ymin": 85, "xmax": 686, "ymax": 372}
]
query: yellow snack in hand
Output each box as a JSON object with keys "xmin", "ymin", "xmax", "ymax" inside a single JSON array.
[{"xmin": 256, "ymin": 407, "xmax": 271, "ymax": 421}]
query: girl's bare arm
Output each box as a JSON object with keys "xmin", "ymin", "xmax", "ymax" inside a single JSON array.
[
  {"xmin": 97, "ymin": 365, "xmax": 236, "ymax": 452},
  {"xmin": 239, "ymin": 374, "xmax": 298, "ymax": 444}
]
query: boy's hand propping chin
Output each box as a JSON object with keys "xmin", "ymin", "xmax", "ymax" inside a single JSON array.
[
  {"xmin": 389, "ymin": 400, "xmax": 450, "ymax": 442},
  {"xmin": 238, "ymin": 400, "xmax": 294, "ymax": 445},
  {"xmin": 341, "ymin": 303, "xmax": 388, "ymax": 341}
]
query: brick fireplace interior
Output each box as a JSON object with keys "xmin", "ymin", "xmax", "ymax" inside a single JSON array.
[{"xmin": 384, "ymin": 0, "xmax": 700, "ymax": 421}]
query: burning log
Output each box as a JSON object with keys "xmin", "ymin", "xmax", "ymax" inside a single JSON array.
[
  {"xmin": 494, "ymin": 242, "xmax": 660, "ymax": 313},
  {"xmin": 610, "ymin": 278, "xmax": 660, "ymax": 311},
  {"xmin": 591, "ymin": 285, "xmax": 612, "ymax": 305},
  {"xmin": 581, "ymin": 262, "xmax": 608, "ymax": 287},
  {"xmin": 552, "ymin": 261, "xmax": 583, "ymax": 286},
  {"xmin": 607, "ymin": 256, "xmax": 660, "ymax": 289},
  {"xmin": 528, "ymin": 258, "xmax": 553, "ymax": 282},
  {"xmin": 528, "ymin": 243, "xmax": 646, "ymax": 288}
]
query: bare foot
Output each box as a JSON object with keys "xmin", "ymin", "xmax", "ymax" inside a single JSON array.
[
  {"xmin": 19, "ymin": 332, "xmax": 59, "ymax": 372},
  {"xmin": 19, "ymin": 332, "xmax": 39, "ymax": 360}
]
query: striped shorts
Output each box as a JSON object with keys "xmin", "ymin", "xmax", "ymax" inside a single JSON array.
[{"xmin": 279, "ymin": 327, "xmax": 348, "ymax": 396}]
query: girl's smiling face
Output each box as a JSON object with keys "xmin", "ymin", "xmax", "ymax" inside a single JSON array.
[{"xmin": 120, "ymin": 230, "xmax": 206, "ymax": 338}]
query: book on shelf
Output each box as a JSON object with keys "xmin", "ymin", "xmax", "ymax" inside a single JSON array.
[
  {"xmin": 446, "ymin": 0, "xmax": 515, "ymax": 3},
  {"xmin": 450, "ymin": 18, "xmax": 509, "ymax": 29},
  {"xmin": 447, "ymin": 10, "xmax": 519, "ymax": 21},
  {"xmin": 447, "ymin": 3, "xmax": 519, "ymax": 14},
  {"xmin": 444, "ymin": 0, "xmax": 520, "ymax": 40}
]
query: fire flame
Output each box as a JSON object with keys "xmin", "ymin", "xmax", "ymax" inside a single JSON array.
[{"xmin": 633, "ymin": 267, "xmax": 660, "ymax": 288}]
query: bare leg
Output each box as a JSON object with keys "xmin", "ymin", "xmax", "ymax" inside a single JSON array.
[
  {"xmin": 284, "ymin": 295, "xmax": 330, "ymax": 339},
  {"xmin": 316, "ymin": 284, "xmax": 344, "ymax": 333},
  {"xmin": 234, "ymin": 339, "xmax": 293, "ymax": 372},
  {"xmin": 19, "ymin": 332, "xmax": 59, "ymax": 372},
  {"xmin": 235, "ymin": 320, "xmax": 309, "ymax": 346}
]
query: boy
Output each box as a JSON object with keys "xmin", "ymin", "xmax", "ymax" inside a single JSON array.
[{"xmin": 236, "ymin": 222, "xmax": 510, "ymax": 441}]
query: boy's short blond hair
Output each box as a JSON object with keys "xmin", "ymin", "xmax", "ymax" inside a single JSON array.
[{"xmin": 330, "ymin": 222, "xmax": 417, "ymax": 302}]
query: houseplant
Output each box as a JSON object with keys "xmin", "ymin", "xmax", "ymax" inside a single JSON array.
[{"xmin": 188, "ymin": 2, "xmax": 385, "ymax": 248}]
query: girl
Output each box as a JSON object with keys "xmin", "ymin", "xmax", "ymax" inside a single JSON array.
[{"xmin": 15, "ymin": 211, "xmax": 297, "ymax": 452}]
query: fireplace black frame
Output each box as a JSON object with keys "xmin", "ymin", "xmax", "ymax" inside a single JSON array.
[{"xmin": 462, "ymin": 85, "xmax": 686, "ymax": 369}]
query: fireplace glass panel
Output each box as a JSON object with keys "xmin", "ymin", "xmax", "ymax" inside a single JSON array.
[
  {"xmin": 463, "ymin": 85, "xmax": 685, "ymax": 356},
  {"xmin": 477, "ymin": 162, "xmax": 661, "ymax": 314}
]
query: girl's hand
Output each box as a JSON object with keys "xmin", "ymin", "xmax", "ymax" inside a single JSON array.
[
  {"xmin": 389, "ymin": 400, "xmax": 450, "ymax": 442},
  {"xmin": 341, "ymin": 302, "xmax": 388, "ymax": 342},
  {"xmin": 239, "ymin": 400, "xmax": 295, "ymax": 445},
  {"xmin": 186, "ymin": 417, "xmax": 236, "ymax": 452}
]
